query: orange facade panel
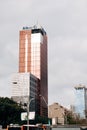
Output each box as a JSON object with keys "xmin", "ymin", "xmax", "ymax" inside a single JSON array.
[
  {"xmin": 19, "ymin": 62, "xmax": 25, "ymax": 66},
  {"xmin": 19, "ymin": 58, "xmax": 25, "ymax": 62},
  {"xmin": 19, "ymin": 67, "xmax": 25, "ymax": 72},
  {"xmin": 19, "ymin": 30, "xmax": 31, "ymax": 73}
]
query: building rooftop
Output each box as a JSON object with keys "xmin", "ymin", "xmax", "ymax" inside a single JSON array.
[
  {"xmin": 22, "ymin": 24, "xmax": 46, "ymax": 35},
  {"xmin": 74, "ymin": 84, "xmax": 86, "ymax": 90}
]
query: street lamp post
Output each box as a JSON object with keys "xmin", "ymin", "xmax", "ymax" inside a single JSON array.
[
  {"xmin": 27, "ymin": 97, "xmax": 34, "ymax": 130},
  {"xmin": 39, "ymin": 95, "xmax": 49, "ymax": 124},
  {"xmin": 39, "ymin": 95, "xmax": 48, "ymax": 106}
]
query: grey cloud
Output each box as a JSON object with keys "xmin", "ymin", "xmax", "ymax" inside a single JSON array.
[
  {"xmin": 1, "ymin": 0, "xmax": 87, "ymax": 107},
  {"xmin": 48, "ymin": 35, "xmax": 87, "ymax": 106}
]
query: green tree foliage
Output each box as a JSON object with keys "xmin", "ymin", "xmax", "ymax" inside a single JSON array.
[
  {"xmin": 64, "ymin": 110, "xmax": 77, "ymax": 124},
  {"xmin": 0, "ymin": 97, "xmax": 25, "ymax": 128},
  {"xmin": 67, "ymin": 113, "xmax": 76, "ymax": 124}
]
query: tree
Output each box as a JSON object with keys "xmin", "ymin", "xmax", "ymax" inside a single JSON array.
[{"xmin": 0, "ymin": 97, "xmax": 25, "ymax": 128}]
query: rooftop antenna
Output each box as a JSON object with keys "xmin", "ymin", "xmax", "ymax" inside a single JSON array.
[
  {"xmin": 36, "ymin": 20, "xmax": 42, "ymax": 29},
  {"xmin": 36, "ymin": 20, "xmax": 38, "ymax": 26}
]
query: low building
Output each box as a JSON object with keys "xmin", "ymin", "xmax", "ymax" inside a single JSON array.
[
  {"xmin": 11, "ymin": 72, "xmax": 40, "ymax": 116},
  {"xmin": 48, "ymin": 103, "xmax": 65, "ymax": 125}
]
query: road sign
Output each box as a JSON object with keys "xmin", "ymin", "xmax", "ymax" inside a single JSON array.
[{"xmin": 21, "ymin": 112, "xmax": 35, "ymax": 121}]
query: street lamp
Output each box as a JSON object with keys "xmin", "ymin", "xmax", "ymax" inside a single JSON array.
[
  {"xmin": 27, "ymin": 97, "xmax": 35, "ymax": 130},
  {"xmin": 39, "ymin": 95, "xmax": 50, "ymax": 124},
  {"xmin": 39, "ymin": 95, "xmax": 48, "ymax": 106}
]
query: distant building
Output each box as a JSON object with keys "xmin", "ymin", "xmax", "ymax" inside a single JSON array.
[
  {"xmin": 74, "ymin": 84, "xmax": 87, "ymax": 119},
  {"xmin": 70, "ymin": 105, "xmax": 77, "ymax": 119},
  {"xmin": 11, "ymin": 24, "xmax": 48, "ymax": 118},
  {"xmin": 70, "ymin": 105, "xmax": 75, "ymax": 112},
  {"xmin": 48, "ymin": 103, "xmax": 65, "ymax": 125}
]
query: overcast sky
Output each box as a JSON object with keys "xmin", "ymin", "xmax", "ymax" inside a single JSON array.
[{"xmin": 1, "ymin": 0, "xmax": 87, "ymax": 108}]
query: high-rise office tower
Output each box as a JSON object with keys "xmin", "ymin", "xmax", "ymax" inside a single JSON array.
[
  {"xmin": 12, "ymin": 24, "xmax": 48, "ymax": 118},
  {"xmin": 74, "ymin": 84, "xmax": 87, "ymax": 119}
]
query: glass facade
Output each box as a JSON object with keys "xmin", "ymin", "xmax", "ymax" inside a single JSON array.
[
  {"xmin": 75, "ymin": 85, "xmax": 87, "ymax": 118},
  {"xmin": 31, "ymin": 33, "xmax": 41, "ymax": 79},
  {"xmin": 84, "ymin": 88, "xmax": 87, "ymax": 118}
]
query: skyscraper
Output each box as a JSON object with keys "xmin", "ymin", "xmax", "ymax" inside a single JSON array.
[
  {"xmin": 74, "ymin": 84, "xmax": 87, "ymax": 119},
  {"xmin": 12, "ymin": 24, "xmax": 48, "ymax": 118}
]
